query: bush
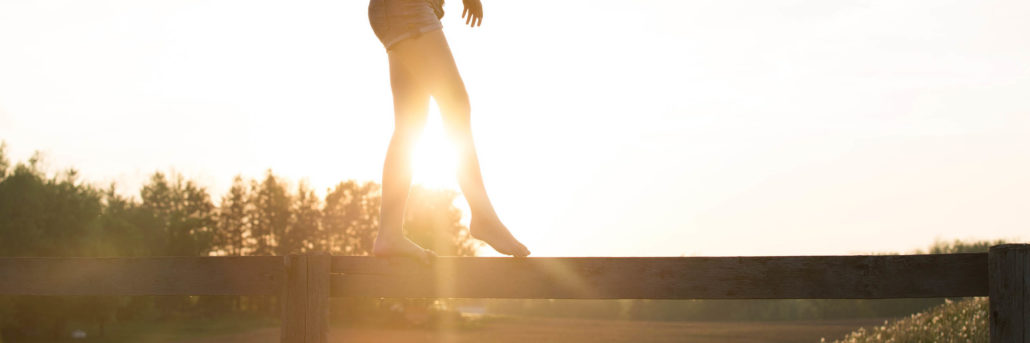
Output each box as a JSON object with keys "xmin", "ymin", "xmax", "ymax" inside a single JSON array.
[{"xmin": 826, "ymin": 297, "xmax": 987, "ymax": 343}]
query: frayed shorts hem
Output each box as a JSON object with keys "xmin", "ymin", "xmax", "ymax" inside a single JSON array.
[{"xmin": 382, "ymin": 23, "xmax": 443, "ymax": 51}]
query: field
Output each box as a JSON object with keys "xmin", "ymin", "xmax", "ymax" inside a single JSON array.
[{"xmin": 173, "ymin": 317, "xmax": 888, "ymax": 343}]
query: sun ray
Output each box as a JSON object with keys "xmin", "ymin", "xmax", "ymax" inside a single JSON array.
[{"xmin": 411, "ymin": 101, "xmax": 459, "ymax": 190}]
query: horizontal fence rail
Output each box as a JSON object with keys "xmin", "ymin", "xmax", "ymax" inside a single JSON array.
[
  {"xmin": 0, "ymin": 244, "xmax": 1026, "ymax": 343},
  {"xmin": 330, "ymin": 254, "xmax": 989, "ymax": 299},
  {"xmin": 0, "ymin": 256, "xmax": 284, "ymax": 295}
]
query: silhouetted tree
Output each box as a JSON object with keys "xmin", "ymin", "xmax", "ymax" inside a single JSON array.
[
  {"xmin": 919, "ymin": 238, "xmax": 1008, "ymax": 254},
  {"xmin": 248, "ymin": 170, "xmax": 291, "ymax": 256},
  {"xmin": 289, "ymin": 181, "xmax": 322, "ymax": 253},
  {"xmin": 139, "ymin": 172, "xmax": 216, "ymax": 315},
  {"xmin": 139, "ymin": 172, "xmax": 216, "ymax": 256},
  {"xmin": 0, "ymin": 151, "xmax": 117, "ymax": 338},
  {"xmin": 0, "ymin": 142, "xmax": 8, "ymax": 179},
  {"xmin": 94, "ymin": 184, "xmax": 150, "ymax": 256},
  {"xmin": 215, "ymin": 175, "xmax": 250, "ymax": 256},
  {"xmin": 323, "ymin": 181, "xmax": 380, "ymax": 255}
]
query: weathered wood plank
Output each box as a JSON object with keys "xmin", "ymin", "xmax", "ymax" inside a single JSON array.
[
  {"xmin": 306, "ymin": 253, "xmax": 330, "ymax": 343},
  {"xmin": 330, "ymin": 254, "xmax": 987, "ymax": 299},
  {"xmin": 990, "ymin": 244, "xmax": 1029, "ymax": 343},
  {"xmin": 282, "ymin": 255, "xmax": 307, "ymax": 343},
  {"xmin": 0, "ymin": 256, "xmax": 283, "ymax": 295}
]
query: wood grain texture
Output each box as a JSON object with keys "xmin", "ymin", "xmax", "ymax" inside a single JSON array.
[
  {"xmin": 306, "ymin": 253, "xmax": 330, "ymax": 343},
  {"xmin": 0, "ymin": 256, "xmax": 283, "ymax": 295},
  {"xmin": 281, "ymin": 255, "xmax": 307, "ymax": 343},
  {"xmin": 330, "ymin": 254, "xmax": 988, "ymax": 299},
  {"xmin": 989, "ymin": 244, "xmax": 1029, "ymax": 343}
]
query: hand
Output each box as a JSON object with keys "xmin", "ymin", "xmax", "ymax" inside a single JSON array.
[{"xmin": 462, "ymin": 0, "xmax": 483, "ymax": 27}]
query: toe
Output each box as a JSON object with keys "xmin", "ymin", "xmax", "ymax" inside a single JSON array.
[
  {"xmin": 517, "ymin": 241, "xmax": 530, "ymax": 255},
  {"xmin": 514, "ymin": 244, "xmax": 530, "ymax": 257}
]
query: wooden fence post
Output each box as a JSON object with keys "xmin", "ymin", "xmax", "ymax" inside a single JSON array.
[
  {"xmin": 306, "ymin": 253, "xmax": 330, "ymax": 343},
  {"xmin": 990, "ymin": 244, "xmax": 1029, "ymax": 343},
  {"xmin": 282, "ymin": 255, "xmax": 307, "ymax": 343}
]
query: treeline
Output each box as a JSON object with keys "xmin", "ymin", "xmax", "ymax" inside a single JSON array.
[
  {"xmin": 0, "ymin": 147, "xmax": 477, "ymax": 339},
  {"xmin": 0, "ymin": 144, "xmax": 1015, "ymax": 339}
]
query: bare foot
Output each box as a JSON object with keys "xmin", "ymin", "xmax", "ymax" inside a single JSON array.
[
  {"xmin": 470, "ymin": 216, "xmax": 531, "ymax": 257},
  {"xmin": 373, "ymin": 234, "xmax": 436, "ymax": 264}
]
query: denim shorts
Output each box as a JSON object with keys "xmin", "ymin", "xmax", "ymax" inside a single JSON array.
[{"xmin": 368, "ymin": 0, "xmax": 444, "ymax": 51}]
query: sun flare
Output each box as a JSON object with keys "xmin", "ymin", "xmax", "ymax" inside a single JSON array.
[{"xmin": 411, "ymin": 103, "xmax": 460, "ymax": 190}]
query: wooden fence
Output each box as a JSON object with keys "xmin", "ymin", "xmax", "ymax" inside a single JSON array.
[{"xmin": 0, "ymin": 244, "xmax": 1026, "ymax": 342}]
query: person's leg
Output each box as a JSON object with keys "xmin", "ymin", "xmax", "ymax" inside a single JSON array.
[
  {"xmin": 388, "ymin": 29, "xmax": 530, "ymax": 257},
  {"xmin": 372, "ymin": 51, "xmax": 435, "ymax": 261}
]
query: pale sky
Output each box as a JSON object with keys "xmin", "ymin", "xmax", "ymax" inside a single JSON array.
[{"xmin": 1, "ymin": 0, "xmax": 1027, "ymax": 257}]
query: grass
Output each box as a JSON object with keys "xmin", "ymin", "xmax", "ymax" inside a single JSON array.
[
  {"xmin": 8, "ymin": 298, "xmax": 989, "ymax": 342},
  {"xmin": 826, "ymin": 297, "xmax": 987, "ymax": 343},
  {"xmin": 26, "ymin": 315, "xmax": 279, "ymax": 343},
  {"xmin": 129, "ymin": 316, "xmax": 890, "ymax": 343}
]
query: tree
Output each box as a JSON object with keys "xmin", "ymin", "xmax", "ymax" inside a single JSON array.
[
  {"xmin": 248, "ymin": 170, "xmax": 292, "ymax": 256},
  {"xmin": 138, "ymin": 172, "xmax": 217, "ymax": 315},
  {"xmin": 0, "ymin": 157, "xmax": 102, "ymax": 257},
  {"xmin": 93, "ymin": 184, "xmax": 150, "ymax": 257},
  {"xmin": 0, "ymin": 152, "xmax": 117, "ymax": 339},
  {"xmin": 323, "ymin": 181, "xmax": 380, "ymax": 255},
  {"xmin": 214, "ymin": 175, "xmax": 250, "ymax": 256},
  {"xmin": 919, "ymin": 238, "xmax": 1008, "ymax": 254},
  {"xmin": 0, "ymin": 141, "xmax": 9, "ymax": 179},
  {"xmin": 289, "ymin": 180, "xmax": 322, "ymax": 253},
  {"xmin": 139, "ymin": 172, "xmax": 216, "ymax": 256}
]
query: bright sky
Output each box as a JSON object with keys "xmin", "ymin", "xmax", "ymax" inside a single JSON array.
[{"xmin": 1, "ymin": 0, "xmax": 1028, "ymax": 257}]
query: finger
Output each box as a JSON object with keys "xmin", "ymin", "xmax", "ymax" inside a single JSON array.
[
  {"xmin": 476, "ymin": 15, "xmax": 482, "ymax": 27},
  {"xmin": 462, "ymin": 7, "xmax": 468, "ymax": 19},
  {"xmin": 466, "ymin": 12, "xmax": 472, "ymax": 26}
]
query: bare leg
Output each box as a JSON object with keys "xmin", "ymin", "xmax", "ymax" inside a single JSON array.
[
  {"xmin": 372, "ymin": 50, "xmax": 436, "ymax": 262},
  {"xmin": 388, "ymin": 29, "xmax": 529, "ymax": 257}
]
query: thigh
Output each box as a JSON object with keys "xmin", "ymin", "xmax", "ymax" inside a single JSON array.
[
  {"xmin": 388, "ymin": 29, "xmax": 468, "ymax": 101},
  {"xmin": 388, "ymin": 54, "xmax": 430, "ymax": 128}
]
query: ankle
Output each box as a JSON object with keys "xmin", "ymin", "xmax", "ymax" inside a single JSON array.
[
  {"xmin": 375, "ymin": 230, "xmax": 405, "ymax": 241},
  {"xmin": 471, "ymin": 211, "xmax": 499, "ymax": 223}
]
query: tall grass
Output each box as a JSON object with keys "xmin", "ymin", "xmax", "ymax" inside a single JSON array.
[{"xmin": 826, "ymin": 297, "xmax": 987, "ymax": 343}]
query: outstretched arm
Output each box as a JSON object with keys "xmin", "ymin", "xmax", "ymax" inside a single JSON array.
[{"xmin": 462, "ymin": 0, "xmax": 483, "ymax": 27}]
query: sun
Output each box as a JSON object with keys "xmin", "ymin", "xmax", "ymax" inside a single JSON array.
[{"xmin": 411, "ymin": 102, "xmax": 460, "ymax": 190}]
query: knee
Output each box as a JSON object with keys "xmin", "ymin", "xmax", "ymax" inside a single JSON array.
[
  {"xmin": 442, "ymin": 111, "xmax": 472, "ymax": 140},
  {"xmin": 439, "ymin": 94, "xmax": 472, "ymax": 135}
]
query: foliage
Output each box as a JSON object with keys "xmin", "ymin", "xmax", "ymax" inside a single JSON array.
[
  {"xmin": 139, "ymin": 172, "xmax": 216, "ymax": 256},
  {"xmin": 0, "ymin": 146, "xmax": 476, "ymax": 340},
  {"xmin": 322, "ymin": 181, "xmax": 381, "ymax": 255},
  {"xmin": 916, "ymin": 239, "xmax": 1007, "ymax": 254},
  {"xmin": 824, "ymin": 238, "xmax": 1001, "ymax": 343},
  {"xmin": 213, "ymin": 176, "xmax": 249, "ymax": 256},
  {"xmin": 827, "ymin": 297, "xmax": 987, "ymax": 343}
]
